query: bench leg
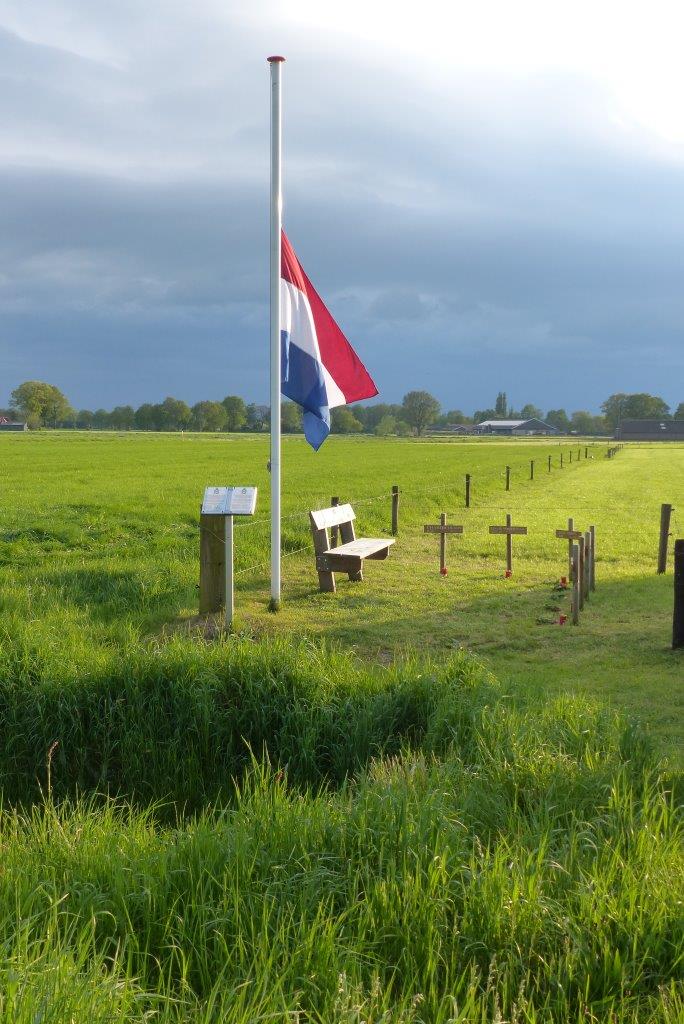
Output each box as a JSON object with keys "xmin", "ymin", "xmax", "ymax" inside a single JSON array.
[
  {"xmin": 318, "ymin": 567, "xmax": 336, "ymax": 593},
  {"xmin": 339, "ymin": 520, "xmax": 362, "ymax": 581}
]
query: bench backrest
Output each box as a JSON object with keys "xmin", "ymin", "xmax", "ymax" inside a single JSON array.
[{"xmin": 310, "ymin": 504, "xmax": 355, "ymax": 530}]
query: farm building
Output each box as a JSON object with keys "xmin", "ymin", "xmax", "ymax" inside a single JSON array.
[
  {"xmin": 615, "ymin": 419, "xmax": 684, "ymax": 441},
  {"xmin": 429, "ymin": 423, "xmax": 473, "ymax": 435},
  {"xmin": 473, "ymin": 418, "xmax": 559, "ymax": 436},
  {"xmin": 0, "ymin": 417, "xmax": 27, "ymax": 432}
]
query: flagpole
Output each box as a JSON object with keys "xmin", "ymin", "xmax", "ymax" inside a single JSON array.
[{"xmin": 268, "ymin": 55, "xmax": 284, "ymax": 609}]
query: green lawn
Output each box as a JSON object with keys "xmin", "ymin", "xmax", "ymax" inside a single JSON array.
[
  {"xmin": 2, "ymin": 432, "xmax": 681, "ymax": 759},
  {"xmin": 0, "ymin": 431, "xmax": 682, "ymax": 1022}
]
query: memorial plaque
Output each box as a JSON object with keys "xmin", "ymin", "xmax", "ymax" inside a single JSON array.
[
  {"xmin": 225, "ymin": 486, "xmax": 258, "ymax": 516},
  {"xmin": 201, "ymin": 486, "xmax": 257, "ymax": 516},
  {"xmin": 202, "ymin": 486, "xmax": 230, "ymax": 515}
]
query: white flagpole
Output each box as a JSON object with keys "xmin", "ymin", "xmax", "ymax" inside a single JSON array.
[{"xmin": 268, "ymin": 55, "xmax": 284, "ymax": 608}]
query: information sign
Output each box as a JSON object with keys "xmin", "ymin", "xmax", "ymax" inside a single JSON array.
[{"xmin": 201, "ymin": 486, "xmax": 257, "ymax": 517}]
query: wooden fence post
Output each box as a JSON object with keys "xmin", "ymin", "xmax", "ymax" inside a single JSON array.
[
  {"xmin": 548, "ymin": 454, "xmax": 552, "ymax": 473},
  {"xmin": 567, "ymin": 516, "xmax": 574, "ymax": 581},
  {"xmin": 506, "ymin": 513, "xmax": 513, "ymax": 573},
  {"xmin": 530, "ymin": 460, "xmax": 535, "ymax": 481},
  {"xmin": 465, "ymin": 474, "xmax": 471, "ymax": 508},
  {"xmin": 391, "ymin": 485, "xmax": 399, "ymax": 536},
  {"xmin": 199, "ymin": 512, "xmax": 225, "ymax": 614},
  {"xmin": 657, "ymin": 503, "xmax": 672, "ymax": 573},
  {"xmin": 560, "ymin": 452, "xmax": 564, "ymax": 468},
  {"xmin": 578, "ymin": 535, "xmax": 585, "ymax": 610},
  {"xmin": 583, "ymin": 530, "xmax": 591, "ymax": 601},
  {"xmin": 331, "ymin": 496, "xmax": 339, "ymax": 547},
  {"xmin": 571, "ymin": 544, "xmax": 580, "ymax": 624},
  {"xmin": 439, "ymin": 513, "xmax": 447, "ymax": 572},
  {"xmin": 505, "ymin": 465, "xmax": 510, "ymax": 491},
  {"xmin": 674, "ymin": 539, "xmax": 684, "ymax": 649},
  {"xmin": 569, "ymin": 450, "xmax": 573, "ymax": 463},
  {"xmin": 585, "ymin": 446, "xmax": 589, "ymax": 459}
]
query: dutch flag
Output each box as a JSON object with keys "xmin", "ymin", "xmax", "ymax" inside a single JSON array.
[{"xmin": 280, "ymin": 230, "xmax": 378, "ymax": 450}]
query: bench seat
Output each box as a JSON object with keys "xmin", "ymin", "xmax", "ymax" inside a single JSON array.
[
  {"xmin": 309, "ymin": 503, "xmax": 395, "ymax": 592},
  {"xmin": 325, "ymin": 538, "xmax": 394, "ymax": 561}
]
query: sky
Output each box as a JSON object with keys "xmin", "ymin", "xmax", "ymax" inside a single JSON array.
[{"xmin": 1, "ymin": 0, "xmax": 684, "ymax": 415}]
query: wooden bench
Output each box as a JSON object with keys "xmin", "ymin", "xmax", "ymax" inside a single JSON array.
[{"xmin": 309, "ymin": 503, "xmax": 395, "ymax": 593}]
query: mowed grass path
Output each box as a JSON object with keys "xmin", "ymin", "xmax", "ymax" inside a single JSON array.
[{"xmin": 2, "ymin": 431, "xmax": 680, "ymax": 758}]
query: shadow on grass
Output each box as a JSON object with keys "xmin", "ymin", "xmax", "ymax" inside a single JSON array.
[{"xmin": 0, "ymin": 632, "xmax": 665, "ymax": 819}]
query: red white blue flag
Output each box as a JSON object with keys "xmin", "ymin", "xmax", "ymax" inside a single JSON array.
[{"xmin": 280, "ymin": 230, "xmax": 378, "ymax": 449}]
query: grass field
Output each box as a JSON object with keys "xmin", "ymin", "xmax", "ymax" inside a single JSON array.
[{"xmin": 0, "ymin": 431, "xmax": 682, "ymax": 1021}]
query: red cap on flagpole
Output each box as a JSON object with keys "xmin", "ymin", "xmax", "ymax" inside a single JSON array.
[{"xmin": 267, "ymin": 56, "xmax": 286, "ymax": 62}]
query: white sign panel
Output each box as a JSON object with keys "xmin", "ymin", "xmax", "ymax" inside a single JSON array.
[
  {"xmin": 225, "ymin": 486, "xmax": 258, "ymax": 516},
  {"xmin": 201, "ymin": 486, "xmax": 257, "ymax": 516}
]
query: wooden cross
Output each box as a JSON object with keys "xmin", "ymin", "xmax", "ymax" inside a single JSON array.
[
  {"xmin": 555, "ymin": 518, "xmax": 582, "ymax": 581},
  {"xmin": 424, "ymin": 513, "xmax": 463, "ymax": 574},
  {"xmin": 489, "ymin": 513, "xmax": 527, "ymax": 574}
]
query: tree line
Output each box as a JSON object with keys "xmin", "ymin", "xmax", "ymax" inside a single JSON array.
[{"xmin": 4, "ymin": 381, "xmax": 683, "ymax": 435}]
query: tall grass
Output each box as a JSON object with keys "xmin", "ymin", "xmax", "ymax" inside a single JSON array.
[{"xmin": 0, "ymin": 640, "xmax": 682, "ymax": 1021}]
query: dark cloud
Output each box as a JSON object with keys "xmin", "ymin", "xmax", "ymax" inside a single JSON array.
[{"xmin": 1, "ymin": 4, "xmax": 683, "ymax": 413}]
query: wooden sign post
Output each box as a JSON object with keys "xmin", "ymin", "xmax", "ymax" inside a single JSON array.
[
  {"xmin": 555, "ymin": 519, "xmax": 582, "ymax": 582},
  {"xmin": 424, "ymin": 513, "xmax": 463, "ymax": 574},
  {"xmin": 199, "ymin": 486, "xmax": 257, "ymax": 626},
  {"xmin": 489, "ymin": 514, "xmax": 527, "ymax": 575}
]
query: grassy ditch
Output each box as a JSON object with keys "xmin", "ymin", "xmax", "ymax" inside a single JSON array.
[{"xmin": 0, "ymin": 639, "xmax": 682, "ymax": 1022}]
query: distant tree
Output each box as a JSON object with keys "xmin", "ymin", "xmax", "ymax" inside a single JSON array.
[
  {"xmin": 520, "ymin": 403, "xmax": 543, "ymax": 420},
  {"xmin": 191, "ymin": 401, "xmax": 228, "ymax": 432},
  {"xmin": 134, "ymin": 403, "xmax": 159, "ymax": 431},
  {"xmin": 10, "ymin": 380, "xmax": 73, "ymax": 428},
  {"xmin": 245, "ymin": 403, "xmax": 269, "ymax": 431},
  {"xmin": 600, "ymin": 393, "xmax": 628, "ymax": 430},
  {"xmin": 545, "ymin": 409, "xmax": 570, "ymax": 433},
  {"xmin": 601, "ymin": 392, "xmax": 670, "ymax": 428},
  {"xmin": 76, "ymin": 410, "xmax": 95, "ymax": 430},
  {"xmin": 0, "ymin": 407, "xmax": 16, "ymax": 421},
  {"xmin": 401, "ymin": 391, "xmax": 440, "ymax": 435},
  {"xmin": 569, "ymin": 410, "xmax": 595, "ymax": 435},
  {"xmin": 331, "ymin": 407, "xmax": 364, "ymax": 434},
  {"xmin": 355, "ymin": 403, "xmax": 403, "ymax": 432},
  {"xmin": 281, "ymin": 401, "xmax": 303, "ymax": 433},
  {"xmin": 395, "ymin": 419, "xmax": 412, "ymax": 436},
  {"xmin": 435, "ymin": 409, "xmax": 468, "ymax": 427},
  {"xmin": 494, "ymin": 392, "xmax": 508, "ymax": 418},
  {"xmin": 91, "ymin": 408, "xmax": 111, "ymax": 429},
  {"xmin": 374, "ymin": 414, "xmax": 397, "ymax": 436},
  {"xmin": 625, "ymin": 393, "xmax": 669, "ymax": 420},
  {"xmin": 473, "ymin": 409, "xmax": 497, "ymax": 424},
  {"xmin": 157, "ymin": 396, "xmax": 191, "ymax": 431},
  {"xmin": 109, "ymin": 405, "xmax": 135, "ymax": 430},
  {"xmin": 222, "ymin": 395, "xmax": 247, "ymax": 431},
  {"xmin": 673, "ymin": 402, "xmax": 684, "ymax": 420}
]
